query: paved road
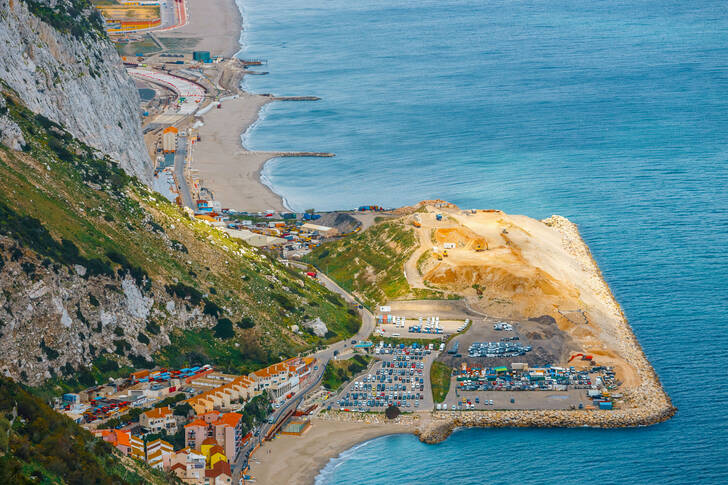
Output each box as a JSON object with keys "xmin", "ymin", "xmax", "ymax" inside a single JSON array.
[
  {"xmin": 235, "ymin": 361, "xmax": 329, "ymax": 480},
  {"xmin": 310, "ymin": 271, "xmax": 375, "ymax": 363},
  {"xmin": 174, "ymin": 136, "xmax": 194, "ymax": 209}
]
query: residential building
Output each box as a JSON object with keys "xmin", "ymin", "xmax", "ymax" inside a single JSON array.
[
  {"xmin": 139, "ymin": 406, "xmax": 177, "ymax": 434},
  {"xmin": 184, "ymin": 417, "xmax": 209, "ymax": 450},
  {"xmin": 186, "ymin": 375, "xmax": 257, "ymax": 414},
  {"xmin": 184, "ymin": 412, "xmax": 244, "ymax": 461},
  {"xmin": 162, "ymin": 126, "xmax": 178, "ymax": 153},
  {"xmin": 168, "ymin": 448, "xmax": 206, "ymax": 485},
  {"xmin": 93, "ymin": 429, "xmax": 144, "ymax": 459},
  {"xmin": 146, "ymin": 438, "xmax": 173, "ymax": 469},
  {"xmin": 249, "ymin": 356, "xmax": 315, "ymax": 401},
  {"xmin": 200, "ymin": 437, "xmax": 227, "ymax": 469},
  {"xmin": 204, "ymin": 460, "xmax": 232, "ymax": 485},
  {"xmin": 211, "ymin": 412, "xmax": 243, "ymax": 461}
]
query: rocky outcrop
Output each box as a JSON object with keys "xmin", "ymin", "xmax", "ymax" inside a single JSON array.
[
  {"xmin": 0, "ymin": 95, "xmax": 25, "ymax": 150},
  {"xmin": 0, "ymin": 235, "xmax": 211, "ymax": 384},
  {"xmin": 0, "ymin": 0, "xmax": 152, "ymax": 182}
]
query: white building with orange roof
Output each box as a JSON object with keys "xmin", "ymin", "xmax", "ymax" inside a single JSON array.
[
  {"xmin": 146, "ymin": 438, "xmax": 173, "ymax": 469},
  {"xmin": 139, "ymin": 406, "xmax": 177, "ymax": 434},
  {"xmin": 249, "ymin": 356, "xmax": 316, "ymax": 401},
  {"xmin": 185, "ymin": 374, "xmax": 258, "ymax": 414}
]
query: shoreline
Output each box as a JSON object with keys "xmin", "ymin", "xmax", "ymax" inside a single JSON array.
[
  {"xmin": 178, "ymin": 0, "xmax": 310, "ymax": 213},
  {"xmin": 246, "ymin": 417, "xmax": 413, "ymax": 485},
  {"xmin": 175, "ymin": 1, "xmax": 675, "ymax": 482}
]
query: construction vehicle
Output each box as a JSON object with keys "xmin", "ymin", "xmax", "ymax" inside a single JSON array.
[
  {"xmin": 568, "ymin": 353, "xmax": 594, "ymax": 363},
  {"xmin": 434, "ymin": 252, "xmax": 443, "ymax": 261},
  {"xmin": 413, "ymin": 220, "xmax": 421, "ymax": 228},
  {"xmin": 443, "ymin": 250, "xmax": 448, "ymax": 257},
  {"xmin": 474, "ymin": 241, "xmax": 487, "ymax": 251}
]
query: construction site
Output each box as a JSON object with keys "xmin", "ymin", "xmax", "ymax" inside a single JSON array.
[{"xmin": 310, "ymin": 200, "xmax": 673, "ymax": 419}]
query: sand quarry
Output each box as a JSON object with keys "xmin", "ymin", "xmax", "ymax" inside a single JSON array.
[{"xmin": 399, "ymin": 202, "xmax": 640, "ymax": 390}]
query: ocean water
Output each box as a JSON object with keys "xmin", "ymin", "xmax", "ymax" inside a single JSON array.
[{"xmin": 236, "ymin": 0, "xmax": 728, "ymax": 483}]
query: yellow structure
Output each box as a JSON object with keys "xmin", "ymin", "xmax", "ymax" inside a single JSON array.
[
  {"xmin": 200, "ymin": 438, "xmax": 228, "ymax": 469},
  {"xmin": 95, "ymin": 5, "xmax": 162, "ymax": 33}
]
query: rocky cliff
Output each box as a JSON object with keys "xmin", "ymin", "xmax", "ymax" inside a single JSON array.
[
  {"xmin": 0, "ymin": 0, "xmax": 152, "ymax": 182},
  {"xmin": 0, "ymin": 88, "xmax": 360, "ymax": 386}
]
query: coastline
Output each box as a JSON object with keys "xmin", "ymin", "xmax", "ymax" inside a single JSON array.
[
  {"xmin": 247, "ymin": 417, "xmax": 412, "ymax": 485},
  {"xmin": 177, "ymin": 1, "xmax": 676, "ymax": 482},
  {"xmin": 192, "ymin": 94, "xmax": 288, "ymax": 212},
  {"xmin": 173, "ymin": 0, "xmax": 307, "ymax": 213}
]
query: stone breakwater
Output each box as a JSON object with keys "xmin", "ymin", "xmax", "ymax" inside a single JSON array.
[
  {"xmin": 542, "ymin": 215, "xmax": 675, "ymax": 416},
  {"xmin": 316, "ymin": 215, "xmax": 675, "ymax": 444},
  {"xmin": 417, "ymin": 404, "xmax": 676, "ymax": 443}
]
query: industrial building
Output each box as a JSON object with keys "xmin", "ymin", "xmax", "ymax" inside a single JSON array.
[{"xmin": 162, "ymin": 126, "xmax": 178, "ymax": 153}]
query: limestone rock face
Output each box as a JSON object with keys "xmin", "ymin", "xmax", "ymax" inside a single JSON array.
[
  {"xmin": 0, "ymin": 0, "xmax": 152, "ymax": 182},
  {"xmin": 0, "ymin": 96, "xmax": 25, "ymax": 150},
  {"xmin": 0, "ymin": 235, "xmax": 211, "ymax": 384},
  {"xmin": 304, "ymin": 317, "xmax": 328, "ymax": 338}
]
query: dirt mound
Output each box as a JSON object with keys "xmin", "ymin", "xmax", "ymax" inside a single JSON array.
[{"xmin": 317, "ymin": 212, "xmax": 361, "ymax": 233}]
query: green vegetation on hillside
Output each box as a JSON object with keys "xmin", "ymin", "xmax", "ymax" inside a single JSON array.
[
  {"xmin": 0, "ymin": 86, "xmax": 359, "ymax": 385},
  {"xmin": 430, "ymin": 361, "xmax": 452, "ymax": 403},
  {"xmin": 0, "ymin": 378, "xmax": 174, "ymax": 484},
  {"xmin": 306, "ymin": 221, "xmax": 444, "ymax": 307},
  {"xmin": 322, "ymin": 354, "xmax": 372, "ymax": 391},
  {"xmin": 21, "ymin": 0, "xmax": 106, "ymax": 40}
]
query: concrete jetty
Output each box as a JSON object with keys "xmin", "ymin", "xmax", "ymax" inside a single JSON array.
[{"xmin": 276, "ymin": 152, "xmax": 335, "ymax": 158}]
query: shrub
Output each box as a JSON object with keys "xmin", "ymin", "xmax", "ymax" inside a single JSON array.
[
  {"xmin": 385, "ymin": 405, "xmax": 401, "ymax": 419},
  {"xmin": 237, "ymin": 317, "xmax": 255, "ymax": 329},
  {"xmin": 137, "ymin": 332, "xmax": 149, "ymax": 344},
  {"xmin": 213, "ymin": 318, "xmax": 234, "ymax": 339},
  {"xmin": 166, "ymin": 282, "xmax": 202, "ymax": 305},
  {"xmin": 203, "ymin": 300, "xmax": 221, "ymax": 317},
  {"xmin": 145, "ymin": 320, "xmax": 161, "ymax": 335}
]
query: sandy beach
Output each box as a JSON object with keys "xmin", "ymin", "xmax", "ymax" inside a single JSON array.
[
  {"xmin": 247, "ymin": 418, "xmax": 412, "ymax": 485},
  {"xmin": 192, "ymin": 94, "xmax": 287, "ymax": 212},
  {"xmin": 156, "ymin": 0, "xmax": 243, "ymax": 58}
]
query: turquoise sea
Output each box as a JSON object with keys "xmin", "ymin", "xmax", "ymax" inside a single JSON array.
[{"xmin": 236, "ymin": 0, "xmax": 728, "ymax": 483}]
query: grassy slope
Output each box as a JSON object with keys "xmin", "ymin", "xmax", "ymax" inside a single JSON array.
[
  {"xmin": 430, "ymin": 361, "xmax": 451, "ymax": 403},
  {"xmin": 322, "ymin": 354, "xmax": 372, "ymax": 392},
  {"xmin": 0, "ymin": 87, "xmax": 359, "ymax": 381},
  {"xmin": 305, "ymin": 220, "xmax": 444, "ymax": 308},
  {"xmin": 0, "ymin": 378, "xmax": 175, "ymax": 485}
]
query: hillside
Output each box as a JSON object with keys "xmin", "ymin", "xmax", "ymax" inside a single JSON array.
[
  {"xmin": 309, "ymin": 202, "xmax": 646, "ymax": 393},
  {"xmin": 0, "ymin": 0, "xmax": 152, "ymax": 181},
  {"xmin": 0, "ymin": 377, "xmax": 176, "ymax": 484},
  {"xmin": 0, "ymin": 86, "xmax": 359, "ymax": 389},
  {"xmin": 305, "ymin": 220, "xmax": 448, "ymax": 308}
]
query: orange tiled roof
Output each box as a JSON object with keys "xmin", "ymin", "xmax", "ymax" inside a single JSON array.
[
  {"xmin": 143, "ymin": 406, "xmax": 172, "ymax": 419},
  {"xmin": 205, "ymin": 460, "xmax": 231, "ymax": 478},
  {"xmin": 213, "ymin": 412, "xmax": 242, "ymax": 428},
  {"xmin": 209, "ymin": 444, "xmax": 226, "ymax": 457},
  {"xmin": 114, "ymin": 430, "xmax": 131, "ymax": 447},
  {"xmin": 184, "ymin": 418, "xmax": 208, "ymax": 428},
  {"xmin": 201, "ymin": 437, "xmax": 218, "ymax": 446}
]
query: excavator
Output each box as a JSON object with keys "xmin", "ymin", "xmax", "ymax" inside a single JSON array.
[{"xmin": 568, "ymin": 353, "xmax": 594, "ymax": 363}]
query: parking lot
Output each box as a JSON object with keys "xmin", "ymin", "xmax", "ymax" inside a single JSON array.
[
  {"xmin": 330, "ymin": 344, "xmax": 438, "ymax": 412},
  {"xmin": 442, "ymin": 387, "xmax": 590, "ymax": 411}
]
